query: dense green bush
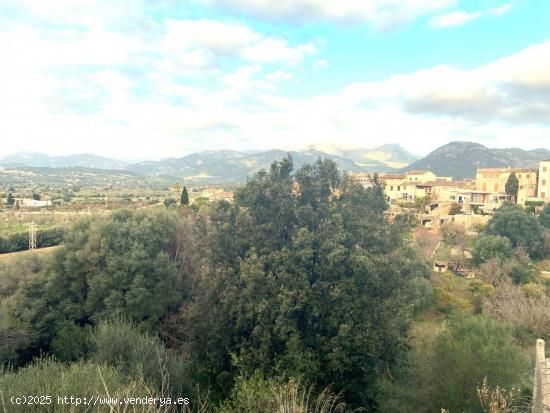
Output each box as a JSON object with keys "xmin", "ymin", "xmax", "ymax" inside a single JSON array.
[
  {"xmin": 7, "ymin": 209, "xmax": 185, "ymax": 366},
  {"xmin": 485, "ymin": 204, "xmax": 544, "ymax": 258},
  {"xmin": 380, "ymin": 314, "xmax": 528, "ymax": 413},
  {"xmin": 472, "ymin": 235, "xmax": 514, "ymax": 265},
  {"xmin": 0, "ymin": 227, "xmax": 65, "ymax": 254},
  {"xmin": 0, "ymin": 358, "xmax": 147, "ymax": 413},
  {"xmin": 91, "ymin": 321, "xmax": 191, "ymax": 397}
]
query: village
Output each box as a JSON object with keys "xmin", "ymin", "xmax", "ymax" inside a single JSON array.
[{"xmin": 351, "ymin": 159, "xmax": 550, "ymax": 231}]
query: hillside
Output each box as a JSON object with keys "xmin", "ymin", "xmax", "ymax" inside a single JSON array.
[
  {"xmin": 403, "ymin": 141, "xmax": 548, "ymax": 178},
  {"xmin": 127, "ymin": 144, "xmax": 416, "ymax": 182},
  {"xmin": 0, "ymin": 152, "xmax": 128, "ymax": 170},
  {"xmin": 0, "ymin": 144, "xmax": 416, "ymax": 183},
  {"xmin": 306, "ymin": 143, "xmax": 418, "ymax": 169}
]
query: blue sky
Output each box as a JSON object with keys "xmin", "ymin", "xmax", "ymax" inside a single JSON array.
[{"xmin": 0, "ymin": 0, "xmax": 549, "ymax": 160}]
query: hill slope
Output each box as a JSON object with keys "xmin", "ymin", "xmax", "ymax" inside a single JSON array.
[
  {"xmin": 0, "ymin": 152, "xmax": 128, "ymax": 170},
  {"xmin": 403, "ymin": 141, "xmax": 547, "ymax": 178}
]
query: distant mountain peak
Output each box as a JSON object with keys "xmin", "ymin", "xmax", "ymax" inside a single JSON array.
[{"xmin": 403, "ymin": 141, "xmax": 547, "ymax": 178}]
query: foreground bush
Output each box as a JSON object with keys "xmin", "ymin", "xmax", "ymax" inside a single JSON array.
[
  {"xmin": 0, "ymin": 358, "xmax": 152, "ymax": 412},
  {"xmin": 219, "ymin": 373, "xmax": 347, "ymax": 413}
]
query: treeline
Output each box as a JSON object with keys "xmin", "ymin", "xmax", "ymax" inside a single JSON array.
[
  {"xmin": 0, "ymin": 157, "xmax": 541, "ymax": 412},
  {"xmin": 0, "ymin": 227, "xmax": 65, "ymax": 254}
]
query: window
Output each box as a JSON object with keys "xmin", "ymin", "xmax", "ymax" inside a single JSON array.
[
  {"xmin": 543, "ymin": 180, "xmax": 547, "ymax": 186},
  {"xmin": 518, "ymin": 174, "xmax": 522, "ymax": 178},
  {"xmin": 390, "ymin": 185, "xmax": 394, "ymax": 190},
  {"xmin": 542, "ymin": 192, "xmax": 546, "ymax": 198},
  {"xmin": 544, "ymin": 167, "xmax": 548, "ymax": 172},
  {"xmin": 494, "ymin": 183, "xmax": 499, "ymax": 192},
  {"xmin": 397, "ymin": 186, "xmax": 401, "ymax": 191}
]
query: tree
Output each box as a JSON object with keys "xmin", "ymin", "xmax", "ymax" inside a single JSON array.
[
  {"xmin": 449, "ymin": 202, "xmax": 462, "ymax": 215},
  {"xmin": 505, "ymin": 172, "xmax": 519, "ymax": 202},
  {"xmin": 14, "ymin": 209, "xmax": 184, "ymax": 364},
  {"xmin": 32, "ymin": 192, "xmax": 41, "ymax": 201},
  {"xmin": 180, "ymin": 156, "xmax": 430, "ymax": 407},
  {"xmin": 485, "ymin": 204, "xmax": 543, "ymax": 258},
  {"xmin": 180, "ymin": 186, "xmax": 189, "ymax": 205},
  {"xmin": 540, "ymin": 203, "xmax": 550, "ymax": 229},
  {"xmin": 164, "ymin": 197, "xmax": 176, "ymax": 207},
  {"xmin": 6, "ymin": 192, "xmax": 14, "ymax": 206},
  {"xmin": 472, "ymin": 235, "xmax": 514, "ymax": 266}
]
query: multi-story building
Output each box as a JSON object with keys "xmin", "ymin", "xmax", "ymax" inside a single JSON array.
[
  {"xmin": 475, "ymin": 167, "xmax": 538, "ymax": 205},
  {"xmin": 405, "ymin": 170, "xmax": 438, "ymax": 183},
  {"xmin": 538, "ymin": 160, "xmax": 550, "ymax": 200}
]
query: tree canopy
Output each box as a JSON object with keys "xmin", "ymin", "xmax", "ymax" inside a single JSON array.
[
  {"xmin": 505, "ymin": 172, "xmax": 519, "ymax": 200},
  {"xmin": 485, "ymin": 204, "xmax": 543, "ymax": 258},
  {"xmin": 179, "ymin": 156, "xmax": 430, "ymax": 407}
]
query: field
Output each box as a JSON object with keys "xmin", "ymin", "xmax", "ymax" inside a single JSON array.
[{"xmin": 0, "ymin": 245, "xmax": 61, "ymax": 262}]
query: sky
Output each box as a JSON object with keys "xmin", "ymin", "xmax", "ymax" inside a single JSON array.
[{"xmin": 0, "ymin": 0, "xmax": 549, "ymax": 160}]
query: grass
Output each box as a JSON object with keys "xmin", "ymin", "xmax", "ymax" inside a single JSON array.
[{"xmin": 0, "ymin": 245, "xmax": 61, "ymax": 262}]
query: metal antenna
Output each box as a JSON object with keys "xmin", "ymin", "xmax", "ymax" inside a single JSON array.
[{"xmin": 27, "ymin": 222, "xmax": 37, "ymax": 250}]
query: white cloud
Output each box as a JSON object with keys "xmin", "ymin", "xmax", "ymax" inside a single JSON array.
[
  {"xmin": 162, "ymin": 19, "xmax": 315, "ymax": 65},
  {"xmin": 0, "ymin": 1, "xmax": 548, "ymax": 159},
  {"xmin": 266, "ymin": 70, "xmax": 294, "ymax": 82},
  {"xmin": 430, "ymin": 3, "xmax": 512, "ymax": 29},
  {"xmin": 206, "ymin": 0, "xmax": 456, "ymax": 30},
  {"xmin": 490, "ymin": 3, "xmax": 512, "ymax": 16},
  {"xmin": 429, "ymin": 11, "xmax": 482, "ymax": 28}
]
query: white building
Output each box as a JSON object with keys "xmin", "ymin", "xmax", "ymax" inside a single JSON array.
[{"xmin": 21, "ymin": 199, "xmax": 52, "ymax": 207}]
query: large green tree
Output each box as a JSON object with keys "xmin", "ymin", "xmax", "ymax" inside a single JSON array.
[
  {"xmin": 13, "ymin": 209, "xmax": 184, "ymax": 364},
  {"xmin": 472, "ymin": 235, "xmax": 515, "ymax": 265},
  {"xmin": 485, "ymin": 204, "xmax": 543, "ymax": 258},
  {"xmin": 181, "ymin": 156, "xmax": 430, "ymax": 408}
]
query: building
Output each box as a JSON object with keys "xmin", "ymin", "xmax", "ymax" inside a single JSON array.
[
  {"xmin": 405, "ymin": 170, "xmax": 438, "ymax": 183},
  {"xmin": 475, "ymin": 167, "xmax": 538, "ymax": 205},
  {"xmin": 352, "ymin": 173, "xmax": 375, "ymax": 189},
  {"xmin": 379, "ymin": 174, "xmax": 408, "ymax": 203},
  {"xmin": 21, "ymin": 199, "xmax": 52, "ymax": 207},
  {"xmin": 538, "ymin": 160, "xmax": 550, "ymax": 200}
]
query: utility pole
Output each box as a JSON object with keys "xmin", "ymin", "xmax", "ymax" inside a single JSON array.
[{"xmin": 27, "ymin": 221, "xmax": 37, "ymax": 250}]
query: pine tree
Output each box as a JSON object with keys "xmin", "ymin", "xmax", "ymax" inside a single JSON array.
[
  {"xmin": 505, "ymin": 172, "xmax": 519, "ymax": 202},
  {"xmin": 7, "ymin": 192, "xmax": 15, "ymax": 206},
  {"xmin": 180, "ymin": 186, "xmax": 189, "ymax": 205}
]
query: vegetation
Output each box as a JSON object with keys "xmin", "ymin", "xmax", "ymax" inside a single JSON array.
[
  {"xmin": 2, "ymin": 157, "xmax": 549, "ymax": 412},
  {"xmin": 505, "ymin": 172, "xmax": 519, "ymax": 201},
  {"xmin": 180, "ymin": 186, "xmax": 189, "ymax": 205},
  {"xmin": 485, "ymin": 204, "xmax": 544, "ymax": 258},
  {"xmin": 541, "ymin": 203, "xmax": 550, "ymax": 229}
]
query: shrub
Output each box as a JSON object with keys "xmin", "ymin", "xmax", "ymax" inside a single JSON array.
[
  {"xmin": 0, "ymin": 358, "xmax": 149, "ymax": 412},
  {"xmin": 219, "ymin": 373, "xmax": 347, "ymax": 413},
  {"xmin": 472, "ymin": 235, "xmax": 514, "ymax": 266}
]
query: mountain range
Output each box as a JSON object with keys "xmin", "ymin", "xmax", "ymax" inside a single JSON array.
[
  {"xmin": 402, "ymin": 141, "xmax": 549, "ymax": 179},
  {"xmin": 0, "ymin": 144, "xmax": 419, "ymax": 184},
  {"xmin": 1, "ymin": 142, "xmax": 549, "ymax": 183}
]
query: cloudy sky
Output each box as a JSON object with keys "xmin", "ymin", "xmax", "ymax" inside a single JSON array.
[{"xmin": 1, "ymin": 0, "xmax": 549, "ymax": 160}]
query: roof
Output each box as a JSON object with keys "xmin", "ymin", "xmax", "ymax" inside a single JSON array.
[
  {"xmin": 406, "ymin": 170, "xmax": 434, "ymax": 175},
  {"xmin": 477, "ymin": 167, "xmax": 538, "ymax": 173},
  {"xmin": 419, "ymin": 179, "xmax": 460, "ymax": 187},
  {"xmin": 379, "ymin": 174, "xmax": 405, "ymax": 179}
]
